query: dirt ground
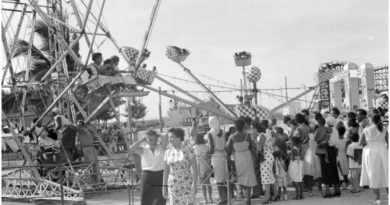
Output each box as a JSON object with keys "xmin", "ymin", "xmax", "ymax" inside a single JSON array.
[{"xmin": 2, "ymin": 185, "xmax": 388, "ymax": 205}]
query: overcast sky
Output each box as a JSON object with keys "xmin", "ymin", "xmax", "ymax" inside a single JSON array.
[{"xmin": 2, "ymin": 0, "xmax": 388, "ymax": 120}]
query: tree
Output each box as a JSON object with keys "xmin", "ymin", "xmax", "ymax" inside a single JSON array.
[
  {"xmin": 4, "ymin": 19, "xmax": 80, "ymax": 115},
  {"xmin": 122, "ymin": 99, "xmax": 147, "ymax": 120}
]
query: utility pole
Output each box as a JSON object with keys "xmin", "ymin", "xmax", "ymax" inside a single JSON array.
[
  {"xmin": 285, "ymin": 76, "xmax": 288, "ymax": 103},
  {"xmin": 159, "ymin": 87, "xmax": 163, "ymax": 132}
]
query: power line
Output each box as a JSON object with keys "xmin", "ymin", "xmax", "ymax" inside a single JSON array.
[{"xmin": 158, "ymin": 73, "xmax": 312, "ymax": 91}]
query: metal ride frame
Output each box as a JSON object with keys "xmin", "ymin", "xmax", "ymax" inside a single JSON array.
[
  {"xmin": 1, "ymin": 0, "xmax": 152, "ymax": 202},
  {"xmin": 2, "ymin": 0, "xmax": 319, "ymax": 203}
]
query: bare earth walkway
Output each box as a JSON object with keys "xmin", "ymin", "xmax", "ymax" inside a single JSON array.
[{"xmin": 2, "ymin": 185, "xmax": 388, "ymax": 205}]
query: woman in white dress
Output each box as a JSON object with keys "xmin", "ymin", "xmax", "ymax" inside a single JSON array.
[{"xmin": 360, "ymin": 114, "xmax": 388, "ymax": 205}]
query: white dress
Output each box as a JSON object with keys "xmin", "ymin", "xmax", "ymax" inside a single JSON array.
[
  {"xmin": 360, "ymin": 125, "xmax": 388, "ymax": 188},
  {"xmin": 334, "ymin": 137, "xmax": 349, "ymax": 176},
  {"xmin": 303, "ymin": 134, "xmax": 322, "ymax": 178}
]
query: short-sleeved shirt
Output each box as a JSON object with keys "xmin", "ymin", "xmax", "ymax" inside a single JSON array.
[
  {"xmin": 164, "ymin": 145, "xmax": 195, "ymax": 166},
  {"xmin": 346, "ymin": 142, "xmax": 362, "ymax": 168},
  {"xmin": 139, "ymin": 144, "xmax": 165, "ymax": 171}
]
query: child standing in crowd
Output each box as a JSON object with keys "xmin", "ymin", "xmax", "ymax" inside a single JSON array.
[
  {"xmin": 273, "ymin": 127, "xmax": 289, "ymax": 201},
  {"xmin": 288, "ymin": 137, "xmax": 304, "ymax": 200},
  {"xmin": 346, "ymin": 132, "xmax": 363, "ymax": 193},
  {"xmin": 193, "ymin": 134, "xmax": 213, "ymax": 204}
]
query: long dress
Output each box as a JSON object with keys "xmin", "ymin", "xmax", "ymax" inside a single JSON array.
[
  {"xmin": 303, "ymin": 134, "xmax": 322, "ymax": 179},
  {"xmin": 230, "ymin": 135, "xmax": 257, "ymax": 187},
  {"xmin": 360, "ymin": 125, "xmax": 388, "ymax": 188},
  {"xmin": 260, "ymin": 130, "xmax": 275, "ymax": 185},
  {"xmin": 193, "ymin": 144, "xmax": 211, "ymax": 182},
  {"xmin": 165, "ymin": 145, "xmax": 196, "ymax": 205},
  {"xmin": 334, "ymin": 137, "xmax": 349, "ymax": 176}
]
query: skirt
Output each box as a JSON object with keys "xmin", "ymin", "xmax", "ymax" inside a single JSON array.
[
  {"xmin": 317, "ymin": 146, "xmax": 340, "ymax": 185},
  {"xmin": 288, "ymin": 160, "xmax": 303, "ymax": 182},
  {"xmin": 360, "ymin": 143, "xmax": 388, "ymax": 188},
  {"xmin": 140, "ymin": 170, "xmax": 166, "ymax": 205}
]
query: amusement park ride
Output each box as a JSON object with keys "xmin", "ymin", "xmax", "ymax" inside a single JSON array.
[{"xmin": 1, "ymin": 0, "xmax": 388, "ymax": 203}]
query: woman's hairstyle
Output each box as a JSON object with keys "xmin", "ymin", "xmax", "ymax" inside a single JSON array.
[
  {"xmin": 275, "ymin": 127, "xmax": 284, "ymax": 135},
  {"xmin": 146, "ymin": 129, "xmax": 159, "ymax": 138},
  {"xmin": 347, "ymin": 112, "xmax": 357, "ymax": 120},
  {"xmin": 195, "ymin": 133, "xmax": 206, "ymax": 145},
  {"xmin": 110, "ymin": 55, "xmax": 119, "ymax": 64},
  {"xmin": 290, "ymin": 119, "xmax": 298, "ymax": 127},
  {"xmin": 168, "ymin": 127, "xmax": 185, "ymax": 141},
  {"xmin": 252, "ymin": 121, "xmax": 265, "ymax": 133},
  {"xmin": 301, "ymin": 109, "xmax": 310, "ymax": 116},
  {"xmin": 92, "ymin": 52, "xmax": 102, "ymax": 61},
  {"xmin": 260, "ymin": 120, "xmax": 269, "ymax": 130},
  {"xmin": 103, "ymin": 59, "xmax": 112, "ymax": 65},
  {"xmin": 316, "ymin": 117, "xmax": 325, "ymax": 126},
  {"xmin": 350, "ymin": 132, "xmax": 359, "ymax": 142},
  {"xmin": 337, "ymin": 126, "xmax": 346, "ymax": 137},
  {"xmin": 234, "ymin": 118, "xmax": 246, "ymax": 132},
  {"xmin": 332, "ymin": 107, "xmax": 340, "ymax": 118},
  {"xmin": 291, "ymin": 136, "xmax": 301, "ymax": 145},
  {"xmin": 357, "ymin": 109, "xmax": 367, "ymax": 117},
  {"xmin": 314, "ymin": 112, "xmax": 323, "ymax": 121},
  {"xmin": 347, "ymin": 118, "xmax": 359, "ymax": 128},
  {"xmin": 283, "ymin": 115, "xmax": 291, "ymax": 124},
  {"xmin": 295, "ymin": 113, "xmax": 305, "ymax": 124},
  {"xmin": 372, "ymin": 114, "xmax": 383, "ymax": 132}
]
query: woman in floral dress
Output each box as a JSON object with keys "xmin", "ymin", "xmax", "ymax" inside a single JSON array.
[{"xmin": 163, "ymin": 128, "xmax": 198, "ymax": 205}]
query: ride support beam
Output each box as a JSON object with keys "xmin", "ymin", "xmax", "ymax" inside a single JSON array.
[
  {"xmin": 178, "ymin": 63, "xmax": 238, "ymax": 118},
  {"xmin": 30, "ymin": 69, "xmax": 86, "ymax": 131},
  {"xmin": 28, "ymin": 0, "xmax": 86, "ymax": 66},
  {"xmin": 20, "ymin": 10, "xmax": 36, "ymax": 129},
  {"xmin": 1, "ymin": 4, "xmax": 27, "ymax": 85},
  {"xmin": 69, "ymin": 0, "xmax": 92, "ymax": 49},
  {"xmin": 40, "ymin": 0, "xmax": 94, "ymax": 82},
  {"xmin": 270, "ymin": 86, "xmax": 317, "ymax": 114},
  {"xmin": 2, "ymin": 113, "xmax": 40, "ymax": 178},
  {"xmin": 134, "ymin": 0, "xmax": 162, "ymax": 74},
  {"xmin": 3, "ymin": 3, "xmax": 19, "ymax": 32},
  {"xmin": 141, "ymin": 84, "xmax": 236, "ymax": 120},
  {"xmin": 155, "ymin": 75, "xmax": 203, "ymax": 103}
]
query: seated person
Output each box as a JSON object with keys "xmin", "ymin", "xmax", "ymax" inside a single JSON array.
[
  {"xmin": 38, "ymin": 131, "xmax": 60, "ymax": 161},
  {"xmin": 86, "ymin": 52, "xmax": 103, "ymax": 79}
]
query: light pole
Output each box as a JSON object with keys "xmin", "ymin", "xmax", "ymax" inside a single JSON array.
[{"xmin": 302, "ymin": 84, "xmax": 307, "ymax": 108}]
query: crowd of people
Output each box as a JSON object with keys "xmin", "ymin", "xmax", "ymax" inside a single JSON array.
[{"xmin": 130, "ymin": 107, "xmax": 388, "ymax": 205}]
